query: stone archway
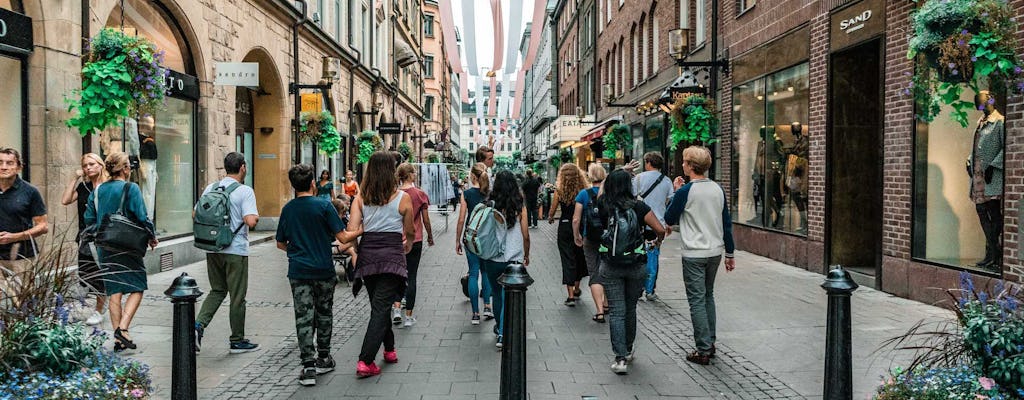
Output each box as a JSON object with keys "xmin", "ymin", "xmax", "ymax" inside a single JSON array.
[{"xmin": 241, "ymin": 47, "xmax": 288, "ymax": 218}]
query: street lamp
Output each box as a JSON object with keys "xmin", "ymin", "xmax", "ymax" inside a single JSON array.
[{"xmin": 668, "ymin": 29, "xmax": 691, "ymax": 60}]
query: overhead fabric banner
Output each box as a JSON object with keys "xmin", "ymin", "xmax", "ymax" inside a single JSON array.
[
  {"xmin": 488, "ymin": 76, "xmax": 498, "ymax": 117},
  {"xmin": 476, "ymin": 76, "xmax": 485, "ymax": 122},
  {"xmin": 490, "ymin": 0, "xmax": 505, "ymax": 73},
  {"xmin": 439, "ymin": 0, "xmax": 463, "ymax": 74},
  {"xmin": 462, "ymin": 0, "xmax": 479, "ymax": 74},
  {"xmin": 499, "ymin": 1, "xmax": 522, "ymax": 122},
  {"xmin": 512, "ymin": 69, "xmax": 526, "ymax": 118},
  {"xmin": 513, "ymin": 0, "xmax": 548, "ymax": 119}
]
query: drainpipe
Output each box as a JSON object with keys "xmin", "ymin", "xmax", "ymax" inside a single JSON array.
[
  {"xmin": 81, "ymin": 0, "xmax": 91, "ymax": 154},
  {"xmin": 292, "ymin": 0, "xmax": 309, "ymax": 165}
]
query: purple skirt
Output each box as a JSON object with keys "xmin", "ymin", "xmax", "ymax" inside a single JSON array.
[{"xmin": 355, "ymin": 232, "xmax": 408, "ymax": 279}]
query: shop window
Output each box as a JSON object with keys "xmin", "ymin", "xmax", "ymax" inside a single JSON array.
[
  {"xmin": 912, "ymin": 82, "xmax": 1005, "ymax": 273},
  {"xmin": 0, "ymin": 56, "xmax": 21, "ymax": 161},
  {"xmin": 731, "ymin": 63, "xmax": 809, "ymax": 235}
]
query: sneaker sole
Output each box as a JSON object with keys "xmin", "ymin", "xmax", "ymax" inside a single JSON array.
[
  {"xmin": 299, "ymin": 378, "xmax": 316, "ymax": 386},
  {"xmin": 471, "ymin": 320, "xmax": 480, "ymax": 325},
  {"xmin": 229, "ymin": 348, "xmax": 259, "ymax": 354},
  {"xmin": 613, "ymin": 369, "xmax": 628, "ymax": 375},
  {"xmin": 356, "ymin": 372, "xmax": 379, "ymax": 378},
  {"xmin": 315, "ymin": 367, "xmax": 334, "ymax": 375}
]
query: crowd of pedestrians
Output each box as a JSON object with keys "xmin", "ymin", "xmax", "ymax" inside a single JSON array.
[{"xmin": 0, "ymin": 141, "xmax": 736, "ymax": 385}]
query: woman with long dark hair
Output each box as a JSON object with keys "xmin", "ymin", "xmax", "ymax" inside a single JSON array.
[
  {"xmin": 480, "ymin": 170, "xmax": 530, "ymax": 348},
  {"xmin": 547, "ymin": 163, "xmax": 588, "ymax": 306},
  {"xmin": 347, "ymin": 152, "xmax": 416, "ymax": 377},
  {"xmin": 317, "ymin": 170, "xmax": 336, "ymax": 200},
  {"xmin": 455, "ymin": 163, "xmax": 493, "ymax": 324},
  {"xmin": 84, "ymin": 152, "xmax": 158, "ymax": 351},
  {"xmin": 598, "ymin": 169, "xmax": 665, "ymax": 374}
]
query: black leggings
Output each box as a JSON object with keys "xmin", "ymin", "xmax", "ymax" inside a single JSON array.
[
  {"xmin": 403, "ymin": 241, "xmax": 423, "ymax": 310},
  {"xmin": 360, "ymin": 274, "xmax": 404, "ymax": 363}
]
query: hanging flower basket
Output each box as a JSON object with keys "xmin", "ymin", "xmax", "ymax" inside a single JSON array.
[
  {"xmin": 602, "ymin": 124, "xmax": 632, "ymax": 159},
  {"xmin": 299, "ymin": 111, "xmax": 341, "ymax": 156},
  {"xmin": 66, "ymin": 27, "xmax": 169, "ymax": 137},
  {"xmin": 356, "ymin": 130, "xmax": 383, "ymax": 164},
  {"xmin": 397, "ymin": 142, "xmax": 413, "ymax": 162},
  {"xmin": 906, "ymin": 0, "xmax": 1024, "ymax": 127},
  {"xmin": 669, "ymin": 94, "xmax": 719, "ymax": 150}
]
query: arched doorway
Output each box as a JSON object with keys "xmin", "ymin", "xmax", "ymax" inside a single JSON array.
[{"xmin": 241, "ymin": 48, "xmax": 287, "ymax": 217}]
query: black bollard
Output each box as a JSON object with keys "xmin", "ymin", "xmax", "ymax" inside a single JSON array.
[
  {"xmin": 821, "ymin": 265, "xmax": 858, "ymax": 400},
  {"xmin": 498, "ymin": 262, "xmax": 534, "ymax": 400},
  {"xmin": 164, "ymin": 273, "xmax": 204, "ymax": 400}
]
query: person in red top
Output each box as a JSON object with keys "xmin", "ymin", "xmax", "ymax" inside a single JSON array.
[{"xmin": 393, "ymin": 163, "xmax": 434, "ymax": 327}]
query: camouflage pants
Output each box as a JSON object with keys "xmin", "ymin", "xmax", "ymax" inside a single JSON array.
[{"xmin": 289, "ymin": 277, "xmax": 337, "ymax": 364}]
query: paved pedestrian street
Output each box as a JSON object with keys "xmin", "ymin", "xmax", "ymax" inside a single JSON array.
[{"xmin": 125, "ymin": 212, "xmax": 949, "ymax": 399}]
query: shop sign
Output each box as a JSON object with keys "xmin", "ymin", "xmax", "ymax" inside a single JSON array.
[
  {"xmin": 0, "ymin": 8, "xmax": 33, "ymax": 54},
  {"xmin": 301, "ymin": 94, "xmax": 323, "ymax": 113},
  {"xmin": 830, "ymin": 0, "xmax": 885, "ymax": 51},
  {"xmin": 214, "ymin": 62, "xmax": 259, "ymax": 86},
  {"xmin": 166, "ymin": 70, "xmax": 200, "ymax": 100},
  {"xmin": 549, "ymin": 115, "xmax": 586, "ymax": 144}
]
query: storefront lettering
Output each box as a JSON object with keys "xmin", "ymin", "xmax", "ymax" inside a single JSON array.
[
  {"xmin": 236, "ymin": 101, "xmax": 251, "ymax": 116},
  {"xmin": 0, "ymin": 8, "xmax": 32, "ymax": 54},
  {"xmin": 840, "ymin": 10, "xmax": 871, "ymax": 34},
  {"xmin": 0, "ymin": 19, "xmax": 7, "ymax": 38},
  {"xmin": 165, "ymin": 75, "xmax": 185, "ymax": 95}
]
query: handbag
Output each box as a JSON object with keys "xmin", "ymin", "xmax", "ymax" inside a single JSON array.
[{"xmin": 95, "ymin": 182, "xmax": 152, "ymax": 258}]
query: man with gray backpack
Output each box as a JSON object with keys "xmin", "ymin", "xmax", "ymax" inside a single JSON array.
[{"xmin": 193, "ymin": 152, "xmax": 259, "ymax": 353}]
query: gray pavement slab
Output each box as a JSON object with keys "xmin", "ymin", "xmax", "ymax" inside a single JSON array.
[{"xmin": 114, "ymin": 211, "xmax": 950, "ymax": 399}]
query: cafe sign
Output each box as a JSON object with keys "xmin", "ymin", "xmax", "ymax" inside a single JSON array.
[{"xmin": 0, "ymin": 8, "xmax": 33, "ymax": 54}]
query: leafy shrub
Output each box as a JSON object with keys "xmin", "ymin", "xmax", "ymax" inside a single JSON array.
[
  {"xmin": 602, "ymin": 124, "xmax": 631, "ymax": 159},
  {"xmin": 958, "ymin": 277, "xmax": 1024, "ymax": 392},
  {"xmin": 873, "ymin": 365, "xmax": 1013, "ymax": 399},
  {"xmin": 0, "ymin": 351, "xmax": 152, "ymax": 399},
  {"xmin": 0, "ymin": 312, "xmax": 104, "ymax": 375}
]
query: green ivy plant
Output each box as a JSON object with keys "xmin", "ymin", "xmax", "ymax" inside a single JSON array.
[
  {"xmin": 559, "ymin": 148, "xmax": 574, "ymax": 163},
  {"xmin": 906, "ymin": 0, "xmax": 1024, "ymax": 127},
  {"xmin": 397, "ymin": 142, "xmax": 413, "ymax": 162},
  {"xmin": 66, "ymin": 28, "xmax": 168, "ymax": 137},
  {"xmin": 356, "ymin": 130, "xmax": 383, "ymax": 164},
  {"xmin": 669, "ymin": 95, "xmax": 719, "ymax": 150},
  {"xmin": 602, "ymin": 124, "xmax": 632, "ymax": 159},
  {"xmin": 426, "ymin": 153, "xmax": 441, "ymax": 163},
  {"xmin": 512, "ymin": 150, "xmax": 522, "ymax": 161},
  {"xmin": 299, "ymin": 111, "xmax": 341, "ymax": 156}
]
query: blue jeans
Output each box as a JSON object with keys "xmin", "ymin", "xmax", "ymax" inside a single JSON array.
[
  {"xmin": 644, "ymin": 247, "xmax": 660, "ymax": 294},
  {"xmin": 601, "ymin": 262, "xmax": 647, "ymax": 360},
  {"xmin": 682, "ymin": 256, "xmax": 722, "ymax": 354},
  {"xmin": 466, "ymin": 253, "xmax": 492, "ymax": 313},
  {"xmin": 480, "ymin": 259, "xmax": 508, "ymax": 336}
]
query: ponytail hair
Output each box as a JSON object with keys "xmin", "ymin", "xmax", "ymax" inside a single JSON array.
[
  {"xmin": 104, "ymin": 152, "xmax": 130, "ymax": 178},
  {"xmin": 471, "ymin": 162, "xmax": 490, "ymax": 196}
]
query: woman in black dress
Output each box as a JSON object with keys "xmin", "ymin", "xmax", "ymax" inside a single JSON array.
[
  {"xmin": 60, "ymin": 153, "xmax": 107, "ymax": 326},
  {"xmin": 548, "ymin": 164, "xmax": 588, "ymax": 306}
]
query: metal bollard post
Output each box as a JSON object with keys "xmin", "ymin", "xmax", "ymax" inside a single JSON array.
[
  {"xmin": 164, "ymin": 273, "xmax": 204, "ymax": 400},
  {"xmin": 498, "ymin": 262, "xmax": 534, "ymax": 400},
  {"xmin": 821, "ymin": 265, "xmax": 858, "ymax": 400}
]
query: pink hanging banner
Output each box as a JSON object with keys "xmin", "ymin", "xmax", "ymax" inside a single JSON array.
[
  {"xmin": 521, "ymin": 0, "xmax": 547, "ymax": 70},
  {"xmin": 490, "ymin": 0, "xmax": 504, "ymax": 73},
  {"xmin": 488, "ymin": 76, "xmax": 498, "ymax": 116},
  {"xmin": 438, "ymin": 0, "xmax": 463, "ymax": 74},
  {"xmin": 460, "ymin": 74, "xmax": 469, "ymax": 103},
  {"xmin": 512, "ymin": 69, "xmax": 526, "ymax": 119}
]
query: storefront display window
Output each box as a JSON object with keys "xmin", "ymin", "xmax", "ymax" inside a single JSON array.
[
  {"xmin": 152, "ymin": 98, "xmax": 195, "ymax": 237},
  {"xmin": 0, "ymin": 56, "xmax": 21, "ymax": 157},
  {"xmin": 912, "ymin": 84, "xmax": 1005, "ymax": 273},
  {"xmin": 731, "ymin": 63, "xmax": 809, "ymax": 235}
]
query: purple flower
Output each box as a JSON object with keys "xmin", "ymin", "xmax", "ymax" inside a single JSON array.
[
  {"xmin": 972, "ymin": 56, "xmax": 978, "ymax": 62},
  {"xmin": 948, "ymin": 63, "xmax": 957, "ymax": 70},
  {"xmin": 1017, "ymin": 82, "xmax": 1024, "ymax": 91},
  {"xmin": 957, "ymin": 39, "xmax": 965, "ymax": 46},
  {"xmin": 1015, "ymin": 66, "xmax": 1022, "ymax": 74},
  {"xmin": 961, "ymin": 29, "xmax": 969, "ymax": 35},
  {"xmin": 988, "ymin": 98, "xmax": 995, "ymax": 105},
  {"xmin": 951, "ymin": 70, "xmax": 959, "ymax": 76},
  {"xmin": 904, "ymin": 71, "xmax": 912, "ymax": 76},
  {"xmin": 903, "ymin": 89, "xmax": 911, "ymax": 96},
  {"xmin": 978, "ymin": 104, "xmax": 986, "ymax": 110}
]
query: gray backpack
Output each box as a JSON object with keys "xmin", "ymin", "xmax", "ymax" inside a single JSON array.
[{"xmin": 193, "ymin": 182, "xmax": 242, "ymax": 251}]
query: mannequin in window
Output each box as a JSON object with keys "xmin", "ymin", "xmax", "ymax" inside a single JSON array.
[
  {"xmin": 100, "ymin": 118, "xmax": 141, "ymax": 169},
  {"xmin": 748, "ymin": 126, "xmax": 767, "ymax": 224},
  {"xmin": 967, "ymin": 90, "xmax": 1004, "ymax": 270},
  {"xmin": 774, "ymin": 122, "xmax": 809, "ymax": 231},
  {"xmin": 138, "ymin": 115, "xmax": 158, "ymax": 222}
]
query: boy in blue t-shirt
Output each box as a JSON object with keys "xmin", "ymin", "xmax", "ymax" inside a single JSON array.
[{"xmin": 276, "ymin": 164, "xmax": 361, "ymax": 387}]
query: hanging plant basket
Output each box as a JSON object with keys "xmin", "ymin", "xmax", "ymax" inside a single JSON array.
[
  {"xmin": 356, "ymin": 130, "xmax": 383, "ymax": 164},
  {"xmin": 669, "ymin": 94, "xmax": 719, "ymax": 150},
  {"xmin": 66, "ymin": 27, "xmax": 169, "ymax": 137},
  {"xmin": 602, "ymin": 124, "xmax": 632, "ymax": 159},
  {"xmin": 906, "ymin": 0, "xmax": 1024, "ymax": 127},
  {"xmin": 397, "ymin": 142, "xmax": 413, "ymax": 162},
  {"xmin": 299, "ymin": 111, "xmax": 342, "ymax": 156},
  {"xmin": 426, "ymin": 153, "xmax": 442, "ymax": 163}
]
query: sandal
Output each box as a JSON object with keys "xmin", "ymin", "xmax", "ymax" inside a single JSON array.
[
  {"xmin": 685, "ymin": 351, "xmax": 711, "ymax": 365},
  {"xmin": 592, "ymin": 313, "xmax": 606, "ymax": 323}
]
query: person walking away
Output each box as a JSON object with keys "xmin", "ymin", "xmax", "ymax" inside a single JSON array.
[
  {"xmin": 317, "ymin": 170, "xmax": 336, "ymax": 200},
  {"xmin": 276, "ymin": 164, "xmax": 360, "ymax": 386},
  {"xmin": 480, "ymin": 170, "xmax": 530, "ymax": 348},
  {"xmin": 664, "ymin": 146, "xmax": 736, "ymax": 365},
  {"xmin": 598, "ymin": 169, "xmax": 666, "ymax": 374},
  {"xmin": 573, "ymin": 163, "xmax": 608, "ymax": 322},
  {"xmin": 455, "ymin": 163, "xmax": 494, "ymax": 324},
  {"xmin": 194, "ymin": 152, "xmax": 260, "ymax": 354},
  {"xmin": 540, "ymin": 180, "xmax": 552, "ymax": 218},
  {"xmin": 84, "ymin": 152, "xmax": 157, "ymax": 352},
  {"xmin": 343, "ymin": 170, "xmax": 360, "ymax": 198},
  {"xmin": 60, "ymin": 153, "xmax": 107, "ymax": 326},
  {"xmin": 521, "ymin": 170, "xmax": 541, "ymax": 228},
  {"xmin": 393, "ymin": 163, "xmax": 434, "ymax": 327},
  {"xmin": 450, "ymin": 174, "xmax": 462, "ymax": 211},
  {"xmin": 547, "ymin": 164, "xmax": 588, "ymax": 306},
  {"xmin": 348, "ymin": 152, "xmax": 416, "ymax": 378},
  {"xmin": 632, "ymin": 152, "xmax": 674, "ymax": 302}
]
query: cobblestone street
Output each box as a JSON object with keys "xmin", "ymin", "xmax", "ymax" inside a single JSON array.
[{"xmin": 125, "ymin": 211, "xmax": 950, "ymax": 399}]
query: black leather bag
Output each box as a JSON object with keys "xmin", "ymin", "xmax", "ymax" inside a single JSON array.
[{"xmin": 95, "ymin": 183, "xmax": 151, "ymax": 258}]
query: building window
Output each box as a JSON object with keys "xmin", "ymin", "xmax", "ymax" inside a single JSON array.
[
  {"xmin": 0, "ymin": 56, "xmax": 22, "ymax": 170},
  {"xmin": 317, "ymin": 0, "xmax": 324, "ymax": 26},
  {"xmin": 641, "ymin": 15, "xmax": 648, "ymax": 80},
  {"xmin": 424, "ymin": 95, "xmax": 435, "ymax": 120},
  {"xmin": 680, "ymin": 0, "xmax": 690, "ymax": 29},
  {"xmin": 334, "ymin": 0, "xmax": 342, "ymax": 39},
  {"xmin": 695, "ymin": 0, "xmax": 706, "ymax": 45},
  {"xmin": 912, "ymin": 80, "xmax": 1005, "ymax": 272},
  {"xmin": 424, "ymin": 13, "xmax": 435, "ymax": 37},
  {"xmin": 738, "ymin": 0, "xmax": 756, "ymax": 14},
  {"xmin": 632, "ymin": 27, "xmax": 639, "ymax": 87},
  {"xmin": 731, "ymin": 63, "xmax": 809, "ymax": 235},
  {"xmin": 653, "ymin": 18, "xmax": 660, "ymax": 71},
  {"xmin": 469, "ymin": 130, "xmax": 474, "ymax": 137},
  {"xmin": 424, "ymin": 55, "xmax": 435, "ymax": 79}
]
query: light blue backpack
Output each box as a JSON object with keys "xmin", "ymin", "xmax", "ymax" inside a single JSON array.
[{"xmin": 462, "ymin": 201, "xmax": 507, "ymax": 260}]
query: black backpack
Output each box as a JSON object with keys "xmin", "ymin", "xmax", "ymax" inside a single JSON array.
[
  {"xmin": 582, "ymin": 188, "xmax": 604, "ymax": 242},
  {"xmin": 599, "ymin": 206, "xmax": 647, "ymax": 268}
]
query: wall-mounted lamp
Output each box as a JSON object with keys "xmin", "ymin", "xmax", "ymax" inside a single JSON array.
[
  {"xmin": 668, "ymin": 28, "xmax": 691, "ymax": 61},
  {"xmin": 259, "ymin": 127, "xmax": 274, "ymax": 135}
]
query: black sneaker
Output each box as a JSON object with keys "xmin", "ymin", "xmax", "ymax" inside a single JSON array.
[
  {"xmin": 564, "ymin": 297, "xmax": 576, "ymax": 307},
  {"xmin": 315, "ymin": 355, "xmax": 336, "ymax": 375},
  {"xmin": 298, "ymin": 366, "xmax": 317, "ymax": 386},
  {"xmin": 229, "ymin": 339, "xmax": 259, "ymax": 354},
  {"xmin": 194, "ymin": 322, "xmax": 204, "ymax": 353}
]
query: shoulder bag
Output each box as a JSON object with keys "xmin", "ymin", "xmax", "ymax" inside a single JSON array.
[{"xmin": 95, "ymin": 182, "xmax": 152, "ymax": 258}]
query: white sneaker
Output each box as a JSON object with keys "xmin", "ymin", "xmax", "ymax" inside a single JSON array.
[
  {"xmin": 391, "ymin": 307, "xmax": 403, "ymax": 325},
  {"xmin": 625, "ymin": 351, "xmax": 635, "ymax": 364},
  {"xmin": 85, "ymin": 311, "xmax": 103, "ymax": 326},
  {"xmin": 403, "ymin": 316, "xmax": 417, "ymax": 327},
  {"xmin": 610, "ymin": 359, "xmax": 629, "ymax": 374}
]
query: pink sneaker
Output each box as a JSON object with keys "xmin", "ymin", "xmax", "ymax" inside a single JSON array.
[
  {"xmin": 356, "ymin": 361, "xmax": 380, "ymax": 378},
  {"xmin": 383, "ymin": 350, "xmax": 398, "ymax": 364}
]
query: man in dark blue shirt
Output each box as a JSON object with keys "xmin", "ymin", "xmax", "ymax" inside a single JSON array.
[
  {"xmin": 276, "ymin": 164, "xmax": 361, "ymax": 387},
  {"xmin": 0, "ymin": 148, "xmax": 48, "ymax": 281}
]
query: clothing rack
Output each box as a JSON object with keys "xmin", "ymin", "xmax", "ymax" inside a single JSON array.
[{"xmin": 411, "ymin": 163, "xmax": 456, "ymax": 232}]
